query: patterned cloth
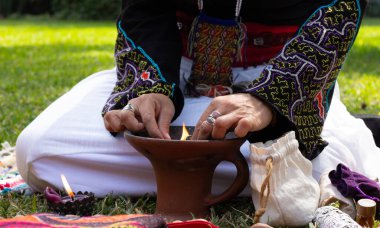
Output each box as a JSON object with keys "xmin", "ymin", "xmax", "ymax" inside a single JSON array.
[
  {"xmin": 0, "ymin": 213, "xmax": 219, "ymax": 228},
  {"xmin": 0, "ymin": 213, "xmax": 166, "ymax": 228},
  {"xmin": 186, "ymin": 13, "xmax": 243, "ymax": 93},
  {"xmin": 245, "ymin": 0, "xmax": 363, "ymax": 159},
  {"xmin": 0, "ymin": 142, "xmax": 30, "ymax": 195}
]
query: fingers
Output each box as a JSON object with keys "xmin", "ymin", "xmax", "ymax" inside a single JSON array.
[
  {"xmin": 211, "ymin": 112, "xmax": 239, "ymax": 139},
  {"xmin": 191, "ymin": 104, "xmax": 217, "ymax": 140},
  {"xmin": 234, "ymin": 117, "xmax": 254, "ymax": 138},
  {"xmin": 192, "ymin": 111, "xmax": 222, "ymax": 140},
  {"xmin": 213, "ymin": 112, "xmax": 267, "ymax": 139},
  {"xmin": 136, "ymin": 102, "xmax": 164, "ymax": 139},
  {"xmin": 157, "ymin": 107, "xmax": 174, "ymax": 139},
  {"xmin": 143, "ymin": 94, "xmax": 174, "ymax": 139},
  {"xmin": 128, "ymin": 94, "xmax": 174, "ymax": 139},
  {"xmin": 192, "ymin": 94, "xmax": 274, "ymax": 140},
  {"xmin": 104, "ymin": 111, "xmax": 124, "ymax": 132},
  {"xmin": 103, "ymin": 108, "xmax": 145, "ymax": 133},
  {"xmin": 196, "ymin": 120, "xmax": 213, "ymax": 140},
  {"xmin": 104, "ymin": 93, "xmax": 273, "ymax": 141},
  {"xmin": 119, "ymin": 107, "xmax": 144, "ymax": 132},
  {"xmin": 103, "ymin": 94, "xmax": 171, "ymax": 139}
]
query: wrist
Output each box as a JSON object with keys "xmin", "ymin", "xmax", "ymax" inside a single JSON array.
[{"xmin": 270, "ymin": 108, "xmax": 278, "ymax": 127}]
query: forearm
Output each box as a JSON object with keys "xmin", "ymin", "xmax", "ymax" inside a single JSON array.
[
  {"xmin": 244, "ymin": 0, "xmax": 367, "ymax": 159},
  {"xmin": 102, "ymin": 0, "xmax": 184, "ymax": 120}
]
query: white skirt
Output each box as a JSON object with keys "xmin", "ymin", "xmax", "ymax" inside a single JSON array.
[{"xmin": 16, "ymin": 57, "xmax": 380, "ymax": 197}]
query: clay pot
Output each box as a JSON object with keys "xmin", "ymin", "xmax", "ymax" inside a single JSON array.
[{"xmin": 124, "ymin": 126, "xmax": 249, "ymax": 221}]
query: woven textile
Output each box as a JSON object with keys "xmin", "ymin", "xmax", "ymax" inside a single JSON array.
[
  {"xmin": 0, "ymin": 213, "xmax": 166, "ymax": 228},
  {"xmin": 0, "ymin": 142, "xmax": 30, "ymax": 195},
  {"xmin": 186, "ymin": 13, "xmax": 244, "ymax": 96},
  {"xmin": 0, "ymin": 213, "xmax": 219, "ymax": 228}
]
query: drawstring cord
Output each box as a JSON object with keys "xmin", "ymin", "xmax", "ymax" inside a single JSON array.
[{"xmin": 252, "ymin": 156, "xmax": 273, "ymax": 225}]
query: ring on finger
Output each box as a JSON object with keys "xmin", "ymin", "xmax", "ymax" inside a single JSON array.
[
  {"xmin": 206, "ymin": 115, "xmax": 216, "ymax": 125},
  {"xmin": 206, "ymin": 111, "xmax": 221, "ymax": 125},
  {"xmin": 122, "ymin": 103, "xmax": 135, "ymax": 113},
  {"xmin": 211, "ymin": 111, "xmax": 221, "ymax": 118}
]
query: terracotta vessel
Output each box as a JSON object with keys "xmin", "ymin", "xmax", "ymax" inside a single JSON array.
[{"xmin": 124, "ymin": 126, "xmax": 249, "ymax": 221}]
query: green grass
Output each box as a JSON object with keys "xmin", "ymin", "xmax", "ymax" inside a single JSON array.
[
  {"xmin": 0, "ymin": 20, "xmax": 116, "ymax": 144},
  {"xmin": 339, "ymin": 19, "xmax": 380, "ymax": 114},
  {"xmin": 1, "ymin": 18, "xmax": 379, "ymax": 144},
  {"xmin": 1, "ymin": 18, "xmax": 380, "ymax": 226}
]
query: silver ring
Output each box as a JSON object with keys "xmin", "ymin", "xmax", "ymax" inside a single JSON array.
[
  {"xmin": 122, "ymin": 103, "xmax": 135, "ymax": 113},
  {"xmin": 206, "ymin": 111, "xmax": 221, "ymax": 125},
  {"xmin": 206, "ymin": 115, "xmax": 216, "ymax": 125}
]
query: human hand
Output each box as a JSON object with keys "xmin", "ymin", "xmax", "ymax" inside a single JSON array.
[
  {"xmin": 191, "ymin": 93, "xmax": 273, "ymax": 140},
  {"xmin": 103, "ymin": 93, "xmax": 174, "ymax": 139}
]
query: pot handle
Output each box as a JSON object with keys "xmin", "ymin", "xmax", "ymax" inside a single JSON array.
[{"xmin": 205, "ymin": 151, "xmax": 249, "ymax": 206}]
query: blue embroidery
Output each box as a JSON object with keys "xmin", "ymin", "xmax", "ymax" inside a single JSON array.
[
  {"xmin": 118, "ymin": 20, "xmax": 166, "ymax": 83},
  {"xmin": 118, "ymin": 21, "xmax": 136, "ymax": 49},
  {"xmin": 137, "ymin": 47, "xmax": 166, "ymax": 82}
]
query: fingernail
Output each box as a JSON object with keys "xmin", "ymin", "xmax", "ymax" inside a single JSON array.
[{"xmin": 164, "ymin": 132, "xmax": 171, "ymax": 140}]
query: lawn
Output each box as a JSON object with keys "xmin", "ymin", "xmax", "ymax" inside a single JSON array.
[
  {"xmin": 0, "ymin": 18, "xmax": 380, "ymax": 226},
  {"xmin": 1, "ymin": 18, "xmax": 380, "ymax": 144}
]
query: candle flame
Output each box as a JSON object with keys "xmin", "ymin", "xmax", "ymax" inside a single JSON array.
[
  {"xmin": 180, "ymin": 122, "xmax": 190, "ymax": 140},
  {"xmin": 61, "ymin": 174, "xmax": 75, "ymax": 199}
]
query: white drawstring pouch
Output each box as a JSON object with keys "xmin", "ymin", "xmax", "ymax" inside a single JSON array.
[{"xmin": 249, "ymin": 131, "xmax": 320, "ymax": 227}]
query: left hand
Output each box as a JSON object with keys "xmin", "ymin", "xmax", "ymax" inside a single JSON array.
[
  {"xmin": 191, "ymin": 93, "xmax": 274, "ymax": 140},
  {"xmin": 103, "ymin": 93, "xmax": 174, "ymax": 139}
]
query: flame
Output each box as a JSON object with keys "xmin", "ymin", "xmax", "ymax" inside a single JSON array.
[
  {"xmin": 61, "ymin": 174, "xmax": 75, "ymax": 199},
  {"xmin": 180, "ymin": 122, "xmax": 190, "ymax": 140}
]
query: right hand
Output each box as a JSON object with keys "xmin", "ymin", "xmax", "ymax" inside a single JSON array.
[
  {"xmin": 191, "ymin": 93, "xmax": 273, "ymax": 140},
  {"xmin": 103, "ymin": 93, "xmax": 175, "ymax": 139}
]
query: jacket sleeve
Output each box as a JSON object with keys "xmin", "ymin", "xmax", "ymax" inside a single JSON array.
[
  {"xmin": 244, "ymin": 0, "xmax": 367, "ymax": 160},
  {"xmin": 102, "ymin": 0, "xmax": 184, "ymax": 120}
]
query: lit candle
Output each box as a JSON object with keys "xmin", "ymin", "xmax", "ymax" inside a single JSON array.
[
  {"xmin": 44, "ymin": 174, "xmax": 95, "ymax": 216},
  {"xmin": 61, "ymin": 174, "xmax": 75, "ymax": 201}
]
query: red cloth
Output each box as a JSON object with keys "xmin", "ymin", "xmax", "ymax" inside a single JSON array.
[
  {"xmin": 168, "ymin": 220, "xmax": 219, "ymax": 228},
  {"xmin": 238, "ymin": 22, "xmax": 299, "ymax": 67}
]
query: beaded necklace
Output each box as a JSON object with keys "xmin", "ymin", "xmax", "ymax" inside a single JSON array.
[{"xmin": 186, "ymin": 0, "xmax": 246, "ymax": 97}]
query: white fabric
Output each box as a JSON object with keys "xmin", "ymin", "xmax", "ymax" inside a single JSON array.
[
  {"xmin": 250, "ymin": 131, "xmax": 320, "ymax": 226},
  {"xmin": 16, "ymin": 57, "xmax": 380, "ymax": 197},
  {"xmin": 312, "ymin": 83, "xmax": 380, "ymax": 181},
  {"xmin": 313, "ymin": 206, "xmax": 361, "ymax": 228},
  {"xmin": 318, "ymin": 170, "xmax": 356, "ymax": 218}
]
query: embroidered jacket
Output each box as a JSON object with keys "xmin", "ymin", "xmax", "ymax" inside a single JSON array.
[{"xmin": 103, "ymin": 0, "xmax": 368, "ymax": 160}]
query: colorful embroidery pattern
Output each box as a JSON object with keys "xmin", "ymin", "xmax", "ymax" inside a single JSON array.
[
  {"xmin": 246, "ymin": 0, "xmax": 361, "ymax": 159},
  {"xmin": 187, "ymin": 14, "xmax": 242, "ymax": 90},
  {"xmin": 102, "ymin": 22, "xmax": 175, "ymax": 115},
  {"xmin": 0, "ymin": 213, "xmax": 166, "ymax": 228}
]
